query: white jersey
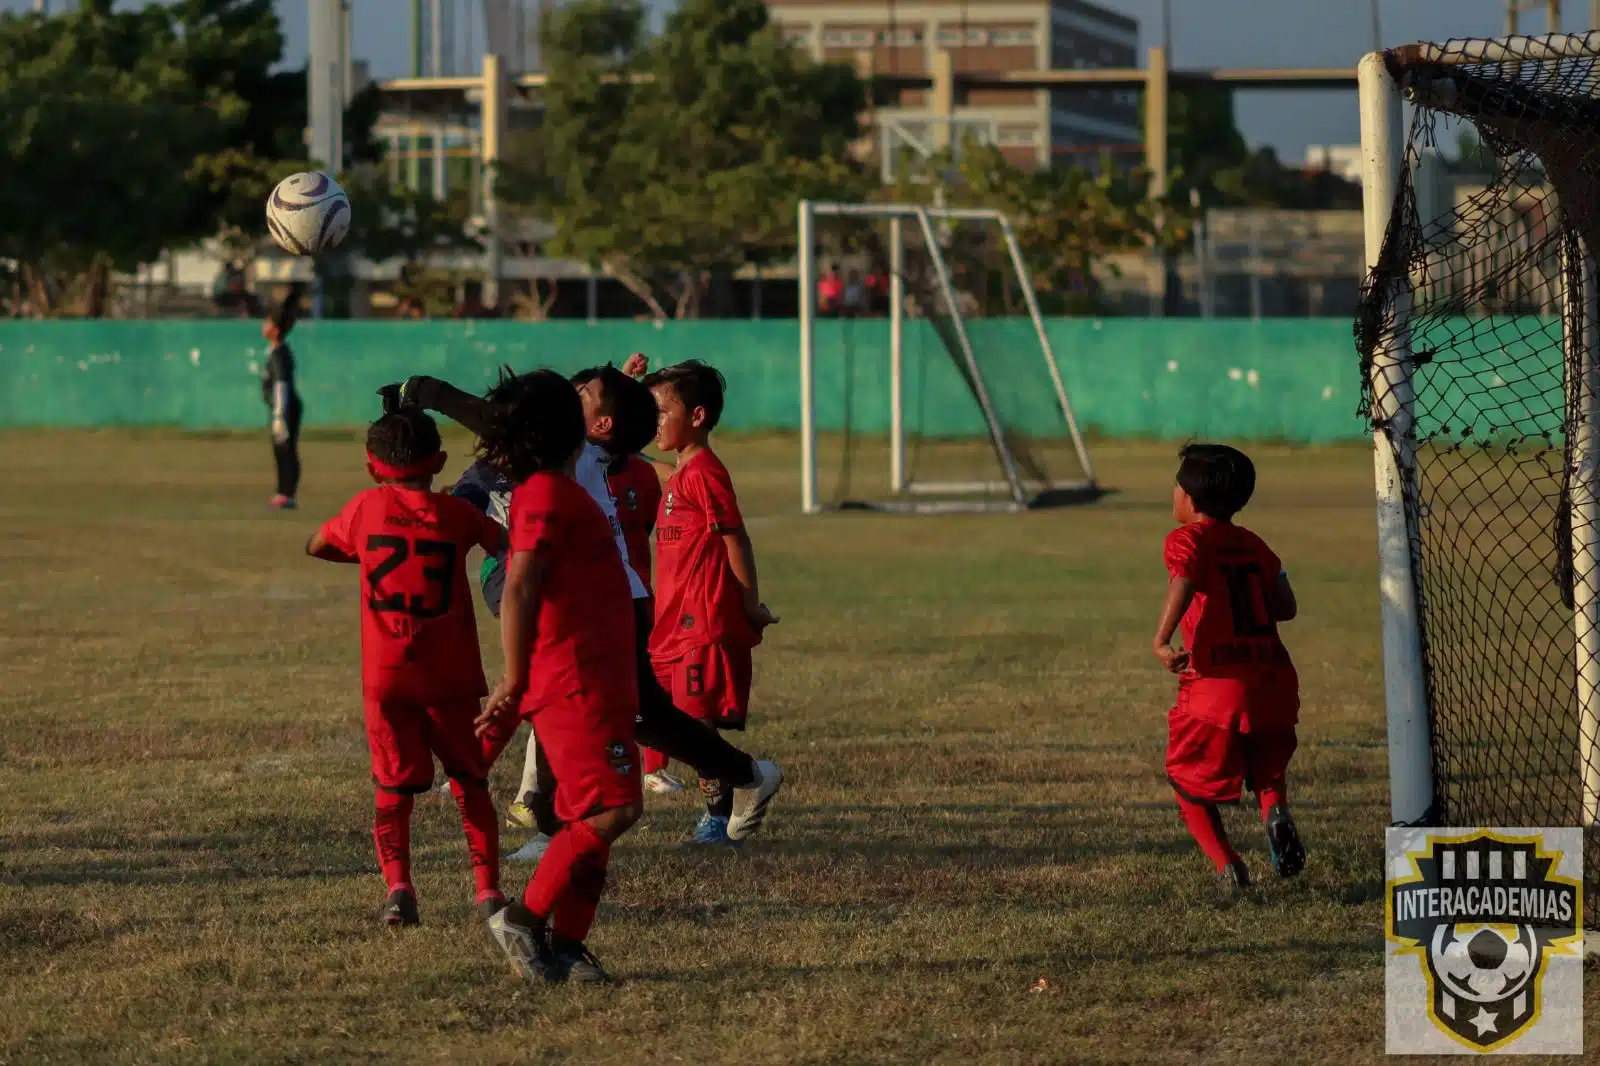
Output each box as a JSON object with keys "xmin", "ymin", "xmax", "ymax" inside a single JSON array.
[{"xmin": 576, "ymin": 442, "xmax": 649, "ymax": 601}]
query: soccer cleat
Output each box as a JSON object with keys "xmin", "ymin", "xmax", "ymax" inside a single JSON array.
[
  {"xmin": 546, "ymin": 937, "xmax": 612, "ymax": 984},
  {"xmin": 643, "ymin": 770, "xmax": 686, "ymax": 795},
  {"xmin": 690, "ymin": 813, "xmax": 737, "ymax": 847},
  {"xmin": 475, "ymin": 892, "xmax": 509, "ymax": 920},
  {"xmin": 268, "ymin": 494, "xmax": 297, "ymax": 511},
  {"xmin": 727, "ymin": 759, "xmax": 783, "ymax": 841},
  {"xmin": 504, "ymin": 800, "xmax": 537, "ymax": 830},
  {"xmin": 1218, "ymin": 859, "xmax": 1252, "ymax": 900},
  {"xmin": 381, "ymin": 887, "xmax": 420, "ymax": 927},
  {"xmin": 487, "ymin": 902, "xmax": 552, "ymax": 982},
  {"xmin": 1264, "ymin": 804, "xmax": 1307, "ymax": 878},
  {"xmin": 507, "ymin": 832, "xmax": 552, "ymax": 863}
]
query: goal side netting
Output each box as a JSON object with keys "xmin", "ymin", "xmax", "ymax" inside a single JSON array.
[
  {"xmin": 798, "ymin": 202, "xmax": 1100, "ymax": 514},
  {"xmin": 1357, "ymin": 33, "xmax": 1600, "ymax": 931}
]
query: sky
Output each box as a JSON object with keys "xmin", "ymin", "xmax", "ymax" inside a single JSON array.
[{"xmin": 2, "ymin": 1, "xmax": 1581, "ymax": 162}]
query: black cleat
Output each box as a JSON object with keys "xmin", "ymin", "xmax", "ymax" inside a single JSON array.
[
  {"xmin": 1218, "ymin": 859, "xmax": 1252, "ymax": 900},
  {"xmin": 1265, "ymin": 805, "xmax": 1307, "ymax": 879},
  {"xmin": 546, "ymin": 937, "xmax": 613, "ymax": 984},
  {"xmin": 382, "ymin": 888, "xmax": 420, "ymax": 927},
  {"xmin": 475, "ymin": 893, "xmax": 509, "ymax": 920}
]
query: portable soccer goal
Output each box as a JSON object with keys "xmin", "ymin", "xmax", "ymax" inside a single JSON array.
[
  {"xmin": 1358, "ymin": 33, "xmax": 1600, "ymax": 934},
  {"xmin": 796, "ymin": 201, "xmax": 1100, "ymax": 515}
]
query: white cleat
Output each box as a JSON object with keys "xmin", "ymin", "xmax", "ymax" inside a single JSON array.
[
  {"xmin": 487, "ymin": 903, "xmax": 550, "ymax": 982},
  {"xmin": 507, "ymin": 832, "xmax": 552, "ymax": 863},
  {"xmin": 643, "ymin": 770, "xmax": 686, "ymax": 794},
  {"xmin": 727, "ymin": 759, "xmax": 783, "ymax": 841}
]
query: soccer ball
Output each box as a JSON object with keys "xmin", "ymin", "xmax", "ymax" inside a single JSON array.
[
  {"xmin": 1434, "ymin": 924, "xmax": 1535, "ymax": 1002},
  {"xmin": 265, "ymin": 172, "xmax": 351, "ymax": 256}
]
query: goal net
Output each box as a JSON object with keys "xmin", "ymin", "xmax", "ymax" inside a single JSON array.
[
  {"xmin": 1358, "ymin": 34, "xmax": 1600, "ymax": 931},
  {"xmin": 797, "ymin": 202, "xmax": 1099, "ymax": 514}
]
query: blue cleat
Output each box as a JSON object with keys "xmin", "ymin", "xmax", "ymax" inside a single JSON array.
[{"xmin": 690, "ymin": 813, "xmax": 738, "ymax": 847}]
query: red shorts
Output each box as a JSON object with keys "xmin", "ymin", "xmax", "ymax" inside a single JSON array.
[
  {"xmin": 653, "ymin": 644, "xmax": 752, "ymax": 728},
  {"xmin": 1165, "ymin": 706, "xmax": 1297, "ymax": 805},
  {"xmin": 532, "ymin": 696, "xmax": 643, "ymax": 823},
  {"xmin": 363, "ymin": 698, "xmax": 486, "ymax": 793}
]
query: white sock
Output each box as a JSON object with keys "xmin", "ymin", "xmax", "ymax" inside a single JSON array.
[{"xmin": 517, "ymin": 727, "xmax": 540, "ymax": 803}]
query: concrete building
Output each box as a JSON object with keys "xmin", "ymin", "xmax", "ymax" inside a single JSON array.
[{"xmin": 765, "ymin": 0, "xmax": 1141, "ymax": 169}]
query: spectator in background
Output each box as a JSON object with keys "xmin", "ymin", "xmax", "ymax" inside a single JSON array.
[
  {"xmin": 262, "ymin": 285, "xmax": 305, "ymax": 510},
  {"xmin": 841, "ymin": 270, "xmax": 867, "ymax": 319},
  {"xmin": 817, "ymin": 266, "xmax": 843, "ymax": 317}
]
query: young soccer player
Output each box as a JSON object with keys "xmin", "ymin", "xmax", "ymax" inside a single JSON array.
[
  {"xmin": 472, "ymin": 370, "xmax": 641, "ymax": 984},
  {"xmin": 305, "ymin": 408, "xmax": 506, "ymax": 925},
  {"xmin": 600, "ymin": 422, "xmax": 679, "ymax": 794},
  {"xmin": 1151, "ymin": 443, "xmax": 1307, "ymax": 896},
  {"xmin": 644, "ymin": 360, "xmax": 779, "ymax": 845}
]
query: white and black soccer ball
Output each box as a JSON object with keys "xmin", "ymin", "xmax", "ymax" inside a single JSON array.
[
  {"xmin": 1433, "ymin": 924, "xmax": 1536, "ymax": 1002},
  {"xmin": 266, "ymin": 172, "xmax": 351, "ymax": 256}
]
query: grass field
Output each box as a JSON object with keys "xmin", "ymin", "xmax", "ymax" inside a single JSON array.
[{"xmin": 1, "ymin": 430, "xmax": 1594, "ymax": 1065}]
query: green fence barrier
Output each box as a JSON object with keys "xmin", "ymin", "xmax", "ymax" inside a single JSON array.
[{"xmin": 0, "ymin": 317, "xmax": 1400, "ymax": 442}]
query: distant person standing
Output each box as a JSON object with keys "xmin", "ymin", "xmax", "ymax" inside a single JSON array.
[{"xmin": 262, "ymin": 285, "xmax": 305, "ymax": 510}]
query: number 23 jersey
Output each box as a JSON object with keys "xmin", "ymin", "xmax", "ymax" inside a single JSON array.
[
  {"xmin": 1164, "ymin": 519, "xmax": 1299, "ymax": 728},
  {"xmin": 318, "ymin": 484, "xmax": 502, "ymax": 702}
]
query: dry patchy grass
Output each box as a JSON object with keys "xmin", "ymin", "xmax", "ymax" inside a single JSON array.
[{"xmin": 0, "ymin": 431, "xmax": 1593, "ymax": 1065}]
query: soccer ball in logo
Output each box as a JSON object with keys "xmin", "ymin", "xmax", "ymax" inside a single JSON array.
[{"xmin": 1433, "ymin": 924, "xmax": 1536, "ymax": 1004}]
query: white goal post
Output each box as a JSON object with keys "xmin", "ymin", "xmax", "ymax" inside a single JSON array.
[
  {"xmin": 796, "ymin": 199, "xmax": 1097, "ymax": 515},
  {"xmin": 1359, "ymin": 37, "xmax": 1600, "ymax": 836}
]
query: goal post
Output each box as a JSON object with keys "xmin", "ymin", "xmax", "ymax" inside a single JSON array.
[
  {"xmin": 1357, "ymin": 51, "xmax": 1435, "ymax": 830},
  {"xmin": 1359, "ymin": 32, "xmax": 1600, "ymax": 936},
  {"xmin": 797, "ymin": 199, "xmax": 1099, "ymax": 515}
]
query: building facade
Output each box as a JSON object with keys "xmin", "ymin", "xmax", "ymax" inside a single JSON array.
[{"xmin": 765, "ymin": 0, "xmax": 1141, "ymax": 169}]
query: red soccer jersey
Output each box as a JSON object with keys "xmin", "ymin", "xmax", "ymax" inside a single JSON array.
[
  {"xmin": 1164, "ymin": 519, "xmax": 1299, "ymax": 729},
  {"xmin": 651, "ymin": 449, "xmax": 758, "ymax": 662},
  {"xmin": 507, "ymin": 471, "xmax": 639, "ymax": 715},
  {"xmin": 607, "ymin": 455, "xmax": 663, "ymax": 593},
  {"xmin": 318, "ymin": 485, "xmax": 502, "ymax": 703}
]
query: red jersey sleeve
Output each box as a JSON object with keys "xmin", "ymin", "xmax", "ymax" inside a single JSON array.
[
  {"xmin": 1163, "ymin": 524, "xmax": 1203, "ymax": 582},
  {"xmin": 689, "ymin": 460, "xmax": 744, "ymax": 532},
  {"xmin": 508, "ymin": 476, "xmax": 562, "ymax": 556},
  {"xmin": 318, "ymin": 493, "xmax": 365, "ymax": 556}
]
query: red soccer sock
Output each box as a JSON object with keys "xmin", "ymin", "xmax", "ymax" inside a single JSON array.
[
  {"xmin": 642, "ymin": 747, "xmax": 668, "ymax": 776},
  {"xmin": 1175, "ymin": 794, "xmax": 1242, "ymax": 873},
  {"xmin": 1256, "ymin": 779, "xmax": 1287, "ymax": 819},
  {"xmin": 373, "ymin": 789, "xmax": 415, "ymax": 891},
  {"xmin": 449, "ymin": 778, "xmax": 501, "ymax": 898},
  {"xmin": 552, "ymin": 838, "xmax": 610, "ymax": 944},
  {"xmin": 522, "ymin": 820, "xmax": 610, "ymax": 924}
]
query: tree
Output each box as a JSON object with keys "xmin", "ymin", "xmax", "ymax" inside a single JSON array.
[
  {"xmin": 0, "ymin": 1, "xmax": 387, "ymax": 316},
  {"xmin": 497, "ymin": 0, "xmax": 869, "ymax": 318}
]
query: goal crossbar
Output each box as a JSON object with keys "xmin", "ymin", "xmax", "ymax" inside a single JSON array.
[{"xmin": 797, "ymin": 199, "xmax": 1098, "ymax": 515}]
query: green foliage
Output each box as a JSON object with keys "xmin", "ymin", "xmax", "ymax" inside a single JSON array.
[
  {"xmin": 0, "ymin": 1, "xmax": 387, "ymax": 317},
  {"xmin": 497, "ymin": 0, "xmax": 871, "ymax": 318}
]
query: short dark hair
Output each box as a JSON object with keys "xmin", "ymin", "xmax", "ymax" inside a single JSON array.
[
  {"xmin": 570, "ymin": 365, "xmax": 660, "ymax": 456},
  {"xmin": 267, "ymin": 283, "xmax": 304, "ymax": 336},
  {"xmin": 475, "ymin": 367, "xmax": 585, "ymax": 482},
  {"xmin": 1176, "ymin": 443, "xmax": 1256, "ymax": 520},
  {"xmin": 644, "ymin": 360, "xmax": 726, "ymax": 432},
  {"xmin": 367, "ymin": 408, "xmax": 442, "ymax": 468}
]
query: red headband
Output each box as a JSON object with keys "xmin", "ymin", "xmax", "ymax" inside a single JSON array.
[{"xmin": 367, "ymin": 452, "xmax": 445, "ymax": 480}]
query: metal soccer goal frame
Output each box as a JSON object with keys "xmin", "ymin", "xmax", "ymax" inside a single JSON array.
[
  {"xmin": 1358, "ymin": 34, "xmax": 1600, "ymax": 850},
  {"xmin": 797, "ymin": 200, "xmax": 1098, "ymax": 515}
]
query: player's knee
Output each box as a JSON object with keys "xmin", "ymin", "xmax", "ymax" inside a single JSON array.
[{"xmin": 586, "ymin": 802, "xmax": 642, "ymax": 840}]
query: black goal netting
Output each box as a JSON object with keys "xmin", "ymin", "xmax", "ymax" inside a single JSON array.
[{"xmin": 1357, "ymin": 35, "xmax": 1600, "ymax": 930}]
